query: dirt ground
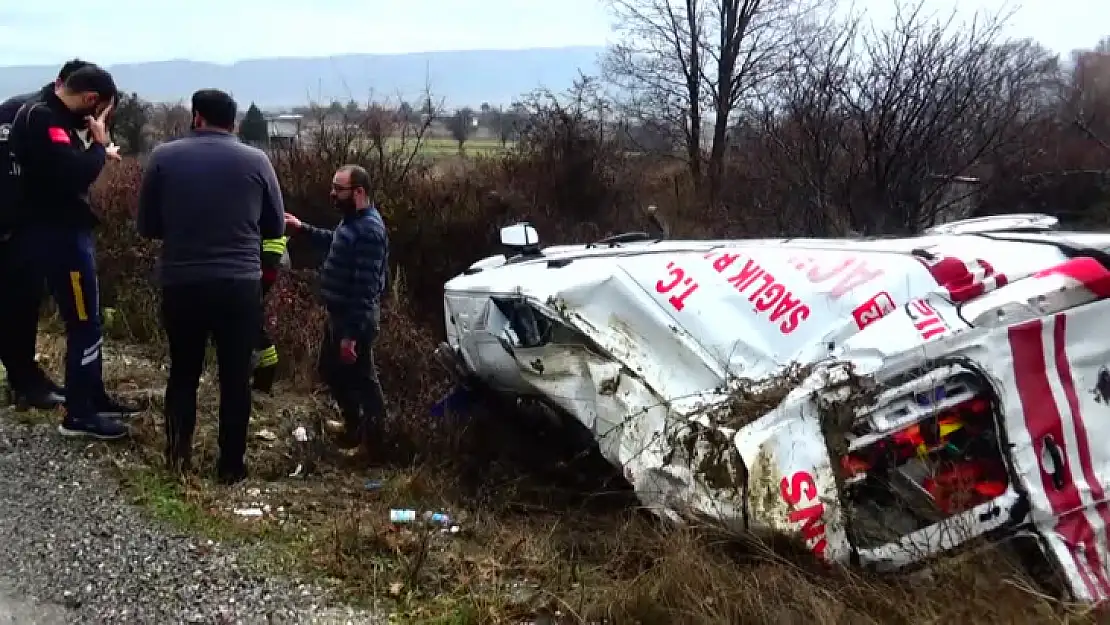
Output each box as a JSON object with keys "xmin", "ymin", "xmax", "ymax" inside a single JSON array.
[{"xmin": 18, "ymin": 332, "xmax": 1100, "ymax": 624}]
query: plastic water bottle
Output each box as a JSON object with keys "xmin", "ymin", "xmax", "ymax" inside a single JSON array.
[
  {"xmin": 390, "ymin": 509, "xmax": 418, "ymax": 523},
  {"xmin": 423, "ymin": 511, "xmax": 451, "ymax": 525},
  {"xmin": 389, "ymin": 509, "xmax": 452, "ymax": 525}
]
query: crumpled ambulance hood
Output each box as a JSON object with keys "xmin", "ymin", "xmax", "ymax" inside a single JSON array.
[{"xmin": 442, "ymin": 219, "xmax": 1110, "ymax": 600}]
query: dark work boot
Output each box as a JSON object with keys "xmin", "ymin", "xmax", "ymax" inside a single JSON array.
[
  {"xmin": 251, "ymin": 365, "xmax": 277, "ymax": 394},
  {"xmin": 333, "ymin": 410, "xmax": 366, "ymax": 450}
]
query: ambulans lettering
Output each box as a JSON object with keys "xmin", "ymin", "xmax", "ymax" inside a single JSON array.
[
  {"xmin": 906, "ymin": 298, "xmax": 950, "ymax": 340},
  {"xmin": 779, "ymin": 470, "xmax": 829, "ymax": 559},
  {"xmin": 705, "ymin": 252, "xmax": 810, "ymax": 334},
  {"xmin": 788, "ymin": 254, "xmax": 884, "ymax": 299}
]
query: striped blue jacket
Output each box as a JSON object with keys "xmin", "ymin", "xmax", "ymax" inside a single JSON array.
[{"xmin": 300, "ymin": 206, "xmax": 389, "ymax": 340}]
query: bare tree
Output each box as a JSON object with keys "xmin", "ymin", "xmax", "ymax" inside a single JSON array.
[
  {"xmin": 972, "ymin": 38, "xmax": 1110, "ymax": 223},
  {"xmin": 149, "ymin": 101, "xmax": 191, "ymax": 144},
  {"xmin": 1063, "ymin": 39, "xmax": 1110, "ymax": 150},
  {"xmin": 270, "ymin": 88, "xmax": 441, "ymax": 203},
  {"xmin": 750, "ymin": 14, "xmax": 861, "ymax": 235},
  {"xmin": 604, "ymin": 0, "xmax": 706, "ymax": 189},
  {"xmin": 756, "ymin": 1, "xmax": 1059, "ymax": 234},
  {"xmin": 603, "ymin": 0, "xmax": 810, "ymax": 201},
  {"xmin": 704, "ymin": 0, "xmax": 807, "ymax": 195}
]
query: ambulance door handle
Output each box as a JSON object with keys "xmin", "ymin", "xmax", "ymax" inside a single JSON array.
[{"xmin": 1041, "ymin": 436, "xmax": 1066, "ymax": 491}]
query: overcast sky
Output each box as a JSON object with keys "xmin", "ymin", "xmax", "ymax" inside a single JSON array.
[{"xmin": 0, "ymin": 0, "xmax": 1103, "ymax": 66}]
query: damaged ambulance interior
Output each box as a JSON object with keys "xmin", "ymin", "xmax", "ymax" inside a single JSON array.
[{"xmin": 837, "ymin": 364, "xmax": 1019, "ymax": 564}]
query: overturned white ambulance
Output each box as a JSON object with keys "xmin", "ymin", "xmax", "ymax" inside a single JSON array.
[{"xmin": 436, "ymin": 213, "xmax": 1110, "ymax": 603}]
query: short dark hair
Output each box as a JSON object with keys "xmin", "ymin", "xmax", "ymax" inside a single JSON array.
[
  {"xmin": 191, "ymin": 89, "xmax": 237, "ymax": 131},
  {"xmin": 340, "ymin": 164, "xmax": 372, "ymax": 194},
  {"xmin": 62, "ymin": 65, "xmax": 117, "ymax": 103},
  {"xmin": 57, "ymin": 58, "xmax": 91, "ymax": 82}
]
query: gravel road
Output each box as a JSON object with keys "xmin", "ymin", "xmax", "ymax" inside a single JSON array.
[{"xmin": 0, "ymin": 416, "xmax": 383, "ymax": 624}]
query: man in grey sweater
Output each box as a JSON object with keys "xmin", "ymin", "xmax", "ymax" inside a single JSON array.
[{"xmin": 136, "ymin": 89, "xmax": 284, "ymax": 484}]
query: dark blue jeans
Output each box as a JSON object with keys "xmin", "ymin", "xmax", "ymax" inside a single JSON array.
[{"xmin": 13, "ymin": 226, "xmax": 106, "ymax": 420}]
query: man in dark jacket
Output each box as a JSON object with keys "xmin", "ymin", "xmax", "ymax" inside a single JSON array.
[
  {"xmin": 137, "ymin": 89, "xmax": 285, "ymax": 483},
  {"xmin": 8, "ymin": 64, "xmax": 137, "ymax": 440},
  {"xmin": 284, "ymin": 165, "xmax": 389, "ymax": 453},
  {"xmin": 0, "ymin": 58, "xmax": 90, "ymax": 409}
]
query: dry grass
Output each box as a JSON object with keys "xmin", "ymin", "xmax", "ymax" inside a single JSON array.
[{"xmin": 15, "ymin": 332, "xmax": 1100, "ymax": 624}]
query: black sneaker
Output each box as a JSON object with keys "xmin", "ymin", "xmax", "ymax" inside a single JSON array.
[
  {"xmin": 57, "ymin": 414, "xmax": 129, "ymax": 441},
  {"xmin": 15, "ymin": 389, "xmax": 66, "ymax": 410},
  {"xmin": 95, "ymin": 395, "xmax": 141, "ymax": 420}
]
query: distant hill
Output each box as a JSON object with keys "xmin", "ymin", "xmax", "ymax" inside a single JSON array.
[{"xmin": 0, "ymin": 46, "xmax": 605, "ymax": 109}]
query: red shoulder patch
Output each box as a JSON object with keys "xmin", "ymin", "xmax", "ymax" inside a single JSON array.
[{"xmin": 47, "ymin": 127, "xmax": 70, "ymax": 144}]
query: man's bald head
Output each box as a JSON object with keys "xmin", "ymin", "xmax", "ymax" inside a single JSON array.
[{"xmin": 337, "ymin": 165, "xmax": 372, "ymax": 195}]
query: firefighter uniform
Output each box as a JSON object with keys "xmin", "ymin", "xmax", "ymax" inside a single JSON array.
[{"xmin": 252, "ymin": 235, "xmax": 289, "ymax": 393}]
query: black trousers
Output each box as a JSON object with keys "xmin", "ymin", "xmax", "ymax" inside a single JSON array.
[
  {"xmin": 0, "ymin": 236, "xmax": 52, "ymax": 395},
  {"xmin": 317, "ymin": 312, "xmax": 385, "ymax": 440},
  {"xmin": 161, "ymin": 279, "xmax": 261, "ymax": 472}
]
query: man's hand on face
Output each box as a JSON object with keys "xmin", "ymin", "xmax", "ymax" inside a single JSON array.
[{"xmin": 85, "ymin": 102, "xmax": 113, "ymax": 146}]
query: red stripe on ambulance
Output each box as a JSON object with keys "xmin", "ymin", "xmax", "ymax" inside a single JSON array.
[{"xmin": 1009, "ymin": 319, "xmax": 1110, "ymax": 600}]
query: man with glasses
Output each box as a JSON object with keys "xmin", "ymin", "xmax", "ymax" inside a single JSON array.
[{"xmin": 283, "ymin": 165, "xmax": 389, "ymax": 456}]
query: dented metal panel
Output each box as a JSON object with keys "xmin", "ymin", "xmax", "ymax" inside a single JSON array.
[
  {"xmin": 988, "ymin": 300, "xmax": 1110, "ymax": 603},
  {"xmin": 441, "ymin": 217, "xmax": 1110, "ymax": 604}
]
